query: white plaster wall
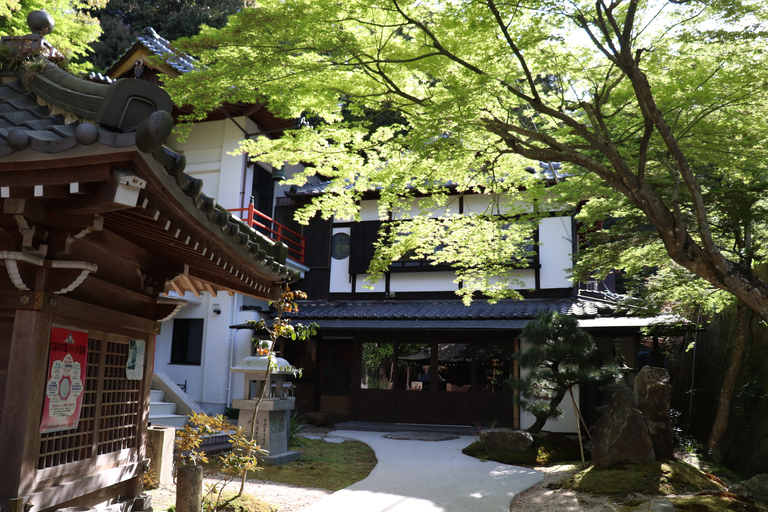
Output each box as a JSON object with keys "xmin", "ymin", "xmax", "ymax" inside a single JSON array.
[
  {"xmin": 355, "ymin": 274, "xmax": 386, "ymax": 293},
  {"xmin": 391, "ymin": 197, "xmax": 457, "ymax": 220},
  {"xmin": 463, "ymin": 194, "xmax": 494, "ymax": 214},
  {"xmin": 155, "ymin": 291, "xmax": 272, "ymax": 414},
  {"xmin": 154, "ymin": 293, "xmax": 209, "ymax": 406},
  {"xmin": 359, "ymin": 200, "xmax": 380, "ymax": 222},
  {"xmin": 506, "ymin": 268, "xmax": 537, "ymax": 290},
  {"xmin": 329, "ymin": 227, "xmax": 352, "ymax": 293},
  {"xmin": 166, "ymin": 118, "xmax": 251, "ymax": 211},
  {"xmin": 539, "ymin": 216, "xmax": 573, "ymax": 289},
  {"xmin": 389, "ymin": 271, "xmax": 458, "ymax": 292}
]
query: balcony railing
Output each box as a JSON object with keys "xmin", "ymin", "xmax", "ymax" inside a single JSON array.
[{"xmin": 229, "ymin": 200, "xmax": 306, "ymax": 264}]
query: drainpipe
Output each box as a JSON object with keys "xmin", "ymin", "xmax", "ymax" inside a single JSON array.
[{"xmin": 226, "ymin": 292, "xmax": 239, "ymax": 408}]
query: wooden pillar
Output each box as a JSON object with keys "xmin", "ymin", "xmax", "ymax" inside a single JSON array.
[{"xmin": 0, "ymin": 308, "xmax": 52, "ymax": 500}]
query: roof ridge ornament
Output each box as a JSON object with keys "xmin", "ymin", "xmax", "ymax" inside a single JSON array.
[{"xmin": 27, "ymin": 10, "xmax": 55, "ymax": 36}]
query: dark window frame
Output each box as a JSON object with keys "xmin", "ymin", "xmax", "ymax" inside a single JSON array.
[{"xmin": 170, "ymin": 318, "xmax": 204, "ymax": 365}]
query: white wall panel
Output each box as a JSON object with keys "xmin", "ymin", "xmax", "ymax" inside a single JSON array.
[
  {"xmin": 359, "ymin": 200, "xmax": 380, "ymax": 222},
  {"xmin": 329, "ymin": 227, "xmax": 352, "ymax": 293},
  {"xmin": 389, "ymin": 271, "xmax": 458, "ymax": 292},
  {"xmin": 355, "ymin": 274, "xmax": 386, "ymax": 293},
  {"xmin": 462, "ymin": 194, "xmax": 494, "ymax": 214},
  {"xmin": 539, "ymin": 216, "xmax": 573, "ymax": 289}
]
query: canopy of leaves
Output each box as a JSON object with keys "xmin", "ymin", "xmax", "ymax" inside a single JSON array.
[
  {"xmin": 0, "ymin": 0, "xmax": 105, "ymax": 71},
  {"xmin": 166, "ymin": 0, "xmax": 768, "ymax": 314},
  {"xmin": 85, "ymin": 0, "xmax": 241, "ymax": 71}
]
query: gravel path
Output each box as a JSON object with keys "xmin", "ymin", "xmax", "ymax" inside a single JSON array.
[{"xmin": 146, "ymin": 475, "xmax": 330, "ymax": 512}]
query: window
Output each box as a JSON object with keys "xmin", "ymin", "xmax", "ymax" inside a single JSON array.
[
  {"xmin": 170, "ymin": 319, "xmax": 204, "ymax": 365},
  {"xmin": 360, "ymin": 342, "xmax": 394, "ymax": 389},
  {"xmin": 331, "ymin": 232, "xmax": 351, "ymax": 260}
]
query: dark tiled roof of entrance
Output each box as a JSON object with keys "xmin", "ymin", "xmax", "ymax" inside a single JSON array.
[{"xmin": 288, "ymin": 298, "xmax": 616, "ymax": 321}]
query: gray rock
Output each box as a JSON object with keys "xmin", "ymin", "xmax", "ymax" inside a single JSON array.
[
  {"xmin": 648, "ymin": 498, "xmax": 676, "ymax": 512},
  {"xmin": 634, "ymin": 366, "xmax": 674, "ymax": 460},
  {"xmin": 592, "ymin": 386, "xmax": 656, "ymax": 468},
  {"xmin": 731, "ymin": 474, "xmax": 768, "ymax": 504},
  {"xmin": 480, "ymin": 429, "xmax": 534, "ymax": 452}
]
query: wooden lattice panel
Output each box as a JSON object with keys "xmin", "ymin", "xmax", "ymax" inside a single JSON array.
[
  {"xmin": 97, "ymin": 340, "xmax": 140, "ymax": 455},
  {"xmin": 37, "ymin": 334, "xmax": 145, "ymax": 469},
  {"xmin": 38, "ymin": 338, "xmax": 100, "ymax": 469}
]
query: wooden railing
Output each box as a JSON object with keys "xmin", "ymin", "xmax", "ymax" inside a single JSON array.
[{"xmin": 229, "ymin": 200, "xmax": 306, "ymax": 264}]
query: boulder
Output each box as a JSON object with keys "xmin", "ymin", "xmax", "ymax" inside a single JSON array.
[
  {"xmin": 304, "ymin": 411, "xmax": 328, "ymax": 426},
  {"xmin": 634, "ymin": 366, "xmax": 674, "ymax": 460},
  {"xmin": 731, "ymin": 474, "xmax": 768, "ymax": 505},
  {"xmin": 480, "ymin": 430, "xmax": 533, "ymax": 452},
  {"xmin": 591, "ymin": 386, "xmax": 656, "ymax": 468}
]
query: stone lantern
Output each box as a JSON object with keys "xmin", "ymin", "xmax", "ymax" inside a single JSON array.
[{"xmin": 230, "ymin": 355, "xmax": 300, "ymax": 465}]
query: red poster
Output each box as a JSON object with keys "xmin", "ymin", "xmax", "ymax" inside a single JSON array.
[{"xmin": 40, "ymin": 326, "xmax": 88, "ymax": 433}]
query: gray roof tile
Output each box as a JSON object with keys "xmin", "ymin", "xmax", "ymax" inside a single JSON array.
[
  {"xmin": 287, "ymin": 298, "xmax": 617, "ymax": 322},
  {"xmin": 137, "ymin": 27, "xmax": 197, "ymax": 75}
]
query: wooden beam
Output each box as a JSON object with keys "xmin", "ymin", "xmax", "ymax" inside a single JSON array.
[{"xmin": 0, "ymin": 164, "xmax": 112, "ymax": 188}]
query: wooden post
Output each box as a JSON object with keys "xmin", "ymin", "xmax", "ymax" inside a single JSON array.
[
  {"xmin": 176, "ymin": 465, "xmax": 203, "ymax": 512},
  {"xmin": 0, "ymin": 308, "xmax": 52, "ymax": 497}
]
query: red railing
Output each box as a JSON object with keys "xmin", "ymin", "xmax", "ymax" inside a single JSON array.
[{"xmin": 229, "ymin": 201, "xmax": 306, "ymax": 264}]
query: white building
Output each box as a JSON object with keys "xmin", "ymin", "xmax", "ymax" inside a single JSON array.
[{"xmin": 108, "ymin": 28, "xmax": 657, "ymax": 432}]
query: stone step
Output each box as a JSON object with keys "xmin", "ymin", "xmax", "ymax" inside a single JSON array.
[
  {"xmin": 149, "ymin": 413, "xmax": 188, "ymax": 429},
  {"xmin": 149, "ymin": 401, "xmax": 177, "ymax": 415},
  {"xmin": 150, "ymin": 389, "xmax": 165, "ymax": 402}
]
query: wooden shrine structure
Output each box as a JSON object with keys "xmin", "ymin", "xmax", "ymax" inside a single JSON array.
[{"xmin": 0, "ymin": 14, "xmax": 297, "ymax": 512}]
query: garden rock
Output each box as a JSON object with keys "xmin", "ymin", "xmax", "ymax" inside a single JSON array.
[
  {"xmin": 480, "ymin": 430, "xmax": 534, "ymax": 452},
  {"xmin": 634, "ymin": 366, "xmax": 674, "ymax": 460},
  {"xmin": 731, "ymin": 474, "xmax": 768, "ymax": 505},
  {"xmin": 591, "ymin": 386, "xmax": 655, "ymax": 468},
  {"xmin": 647, "ymin": 498, "xmax": 676, "ymax": 512},
  {"xmin": 304, "ymin": 411, "xmax": 328, "ymax": 426}
]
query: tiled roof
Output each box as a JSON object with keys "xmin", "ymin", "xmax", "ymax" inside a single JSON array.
[
  {"xmin": 288, "ymin": 298, "xmax": 616, "ymax": 321},
  {"xmin": 0, "ymin": 78, "xmax": 135, "ymax": 156},
  {"xmin": 0, "ymin": 65, "xmax": 297, "ymax": 293},
  {"xmin": 136, "ymin": 27, "xmax": 197, "ymax": 75}
]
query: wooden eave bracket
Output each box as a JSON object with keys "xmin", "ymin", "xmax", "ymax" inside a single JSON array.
[
  {"xmin": 46, "ymin": 169, "xmax": 147, "ymax": 215},
  {"xmin": 0, "ymin": 250, "xmax": 97, "ymax": 294}
]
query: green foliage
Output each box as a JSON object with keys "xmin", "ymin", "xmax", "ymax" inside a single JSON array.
[
  {"xmin": 174, "ymin": 412, "xmax": 234, "ymax": 467},
  {"xmin": 0, "ymin": 0, "xmax": 105, "ymax": 72},
  {"xmin": 288, "ymin": 412, "xmax": 307, "ymax": 448},
  {"xmin": 511, "ymin": 311, "xmax": 619, "ymax": 432},
  {"xmin": 174, "ymin": 412, "xmax": 269, "ymax": 508},
  {"xmin": 164, "ymin": 0, "xmax": 768, "ymax": 317}
]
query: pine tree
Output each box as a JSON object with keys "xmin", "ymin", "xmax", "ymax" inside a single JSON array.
[{"xmin": 513, "ymin": 311, "xmax": 619, "ymax": 433}]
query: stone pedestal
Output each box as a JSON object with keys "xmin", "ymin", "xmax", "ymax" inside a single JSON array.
[
  {"xmin": 232, "ymin": 397, "xmax": 301, "ymax": 465},
  {"xmin": 146, "ymin": 425, "xmax": 175, "ymax": 486},
  {"xmin": 230, "ymin": 355, "xmax": 301, "ymax": 466}
]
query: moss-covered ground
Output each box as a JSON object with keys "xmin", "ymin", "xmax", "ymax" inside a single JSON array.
[{"xmin": 242, "ymin": 438, "xmax": 377, "ymax": 491}]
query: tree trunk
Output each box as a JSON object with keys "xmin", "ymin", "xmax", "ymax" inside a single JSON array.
[
  {"xmin": 706, "ymin": 300, "xmax": 750, "ymax": 462},
  {"xmin": 526, "ymin": 390, "xmax": 566, "ymax": 433}
]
